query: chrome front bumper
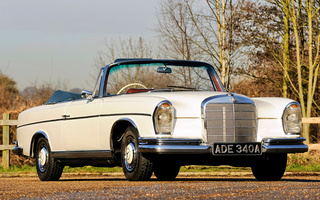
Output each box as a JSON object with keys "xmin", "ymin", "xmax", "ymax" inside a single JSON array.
[
  {"xmin": 138, "ymin": 137, "xmax": 308, "ymax": 154},
  {"xmin": 262, "ymin": 137, "xmax": 308, "ymax": 153}
]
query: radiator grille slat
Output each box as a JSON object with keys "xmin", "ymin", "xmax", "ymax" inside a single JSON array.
[{"xmin": 205, "ymin": 103, "xmax": 256, "ymax": 143}]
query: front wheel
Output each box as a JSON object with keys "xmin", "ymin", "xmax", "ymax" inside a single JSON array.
[
  {"xmin": 35, "ymin": 138, "xmax": 64, "ymax": 181},
  {"xmin": 121, "ymin": 126, "xmax": 153, "ymax": 181},
  {"xmin": 154, "ymin": 162, "xmax": 180, "ymax": 181},
  {"xmin": 251, "ymin": 154, "xmax": 287, "ymax": 181}
]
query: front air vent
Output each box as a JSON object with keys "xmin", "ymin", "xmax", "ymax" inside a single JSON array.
[{"xmin": 205, "ymin": 103, "xmax": 256, "ymax": 143}]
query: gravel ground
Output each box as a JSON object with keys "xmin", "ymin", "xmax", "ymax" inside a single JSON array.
[{"xmin": 0, "ymin": 173, "xmax": 319, "ymax": 199}]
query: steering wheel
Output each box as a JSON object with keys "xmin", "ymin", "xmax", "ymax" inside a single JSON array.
[{"xmin": 117, "ymin": 83, "xmax": 147, "ymax": 95}]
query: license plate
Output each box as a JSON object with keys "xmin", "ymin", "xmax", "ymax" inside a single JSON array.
[{"xmin": 213, "ymin": 143, "xmax": 262, "ymax": 155}]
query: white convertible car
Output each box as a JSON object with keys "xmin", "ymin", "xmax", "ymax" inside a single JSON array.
[{"xmin": 15, "ymin": 59, "xmax": 308, "ymax": 181}]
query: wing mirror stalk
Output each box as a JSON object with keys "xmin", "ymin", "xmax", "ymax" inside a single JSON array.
[{"xmin": 81, "ymin": 90, "xmax": 93, "ymax": 101}]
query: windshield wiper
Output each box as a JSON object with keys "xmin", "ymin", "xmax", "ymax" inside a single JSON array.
[{"xmin": 167, "ymin": 85, "xmax": 206, "ymax": 91}]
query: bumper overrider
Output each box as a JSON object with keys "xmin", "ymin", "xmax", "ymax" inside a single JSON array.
[{"xmin": 138, "ymin": 137, "xmax": 308, "ymax": 155}]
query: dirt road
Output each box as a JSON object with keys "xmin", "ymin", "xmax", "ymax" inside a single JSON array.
[{"xmin": 1, "ymin": 174, "xmax": 319, "ymax": 199}]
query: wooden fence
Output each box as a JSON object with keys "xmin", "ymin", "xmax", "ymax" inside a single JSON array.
[
  {"xmin": 302, "ymin": 117, "xmax": 320, "ymax": 124},
  {"xmin": 0, "ymin": 113, "xmax": 18, "ymax": 169},
  {"xmin": 0, "ymin": 113, "xmax": 320, "ymax": 169}
]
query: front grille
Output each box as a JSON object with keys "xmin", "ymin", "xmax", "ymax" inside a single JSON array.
[{"xmin": 205, "ymin": 103, "xmax": 256, "ymax": 143}]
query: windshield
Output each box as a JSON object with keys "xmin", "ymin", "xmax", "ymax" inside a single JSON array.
[{"xmin": 104, "ymin": 62, "xmax": 223, "ymax": 95}]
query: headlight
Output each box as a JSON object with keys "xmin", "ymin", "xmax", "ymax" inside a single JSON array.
[
  {"xmin": 282, "ymin": 102, "xmax": 302, "ymax": 135},
  {"xmin": 153, "ymin": 101, "xmax": 174, "ymax": 135}
]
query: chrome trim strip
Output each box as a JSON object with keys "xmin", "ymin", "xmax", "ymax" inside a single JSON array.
[
  {"xmin": 139, "ymin": 138, "xmax": 209, "ymax": 154},
  {"xmin": 100, "ymin": 113, "xmax": 151, "ymax": 118},
  {"xmin": 139, "ymin": 137, "xmax": 202, "ymax": 145},
  {"xmin": 17, "ymin": 113, "xmax": 151, "ymax": 128},
  {"xmin": 139, "ymin": 144, "xmax": 211, "ymax": 154},
  {"xmin": 18, "ymin": 119, "xmax": 62, "ymax": 129},
  {"xmin": 51, "ymin": 150, "xmax": 112, "ymax": 159}
]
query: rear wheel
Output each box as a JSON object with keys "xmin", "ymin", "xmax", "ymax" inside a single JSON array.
[
  {"xmin": 121, "ymin": 126, "xmax": 153, "ymax": 181},
  {"xmin": 35, "ymin": 138, "xmax": 64, "ymax": 181},
  {"xmin": 251, "ymin": 154, "xmax": 287, "ymax": 181},
  {"xmin": 154, "ymin": 162, "xmax": 180, "ymax": 181}
]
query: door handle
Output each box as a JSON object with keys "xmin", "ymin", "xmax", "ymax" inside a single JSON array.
[{"xmin": 62, "ymin": 115, "xmax": 70, "ymax": 119}]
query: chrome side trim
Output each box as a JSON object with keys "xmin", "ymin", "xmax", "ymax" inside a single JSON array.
[
  {"xmin": 18, "ymin": 113, "xmax": 151, "ymax": 129},
  {"xmin": 262, "ymin": 137, "xmax": 308, "ymax": 153},
  {"xmin": 51, "ymin": 150, "xmax": 112, "ymax": 159}
]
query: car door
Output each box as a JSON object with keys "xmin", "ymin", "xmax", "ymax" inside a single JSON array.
[{"xmin": 62, "ymin": 98, "xmax": 102, "ymax": 151}]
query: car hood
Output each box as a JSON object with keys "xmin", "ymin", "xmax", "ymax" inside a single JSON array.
[{"xmin": 121, "ymin": 91, "xmax": 249, "ymax": 118}]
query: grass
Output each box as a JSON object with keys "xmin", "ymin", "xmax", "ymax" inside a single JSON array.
[
  {"xmin": 63, "ymin": 166, "xmax": 123, "ymax": 173},
  {"xmin": 286, "ymin": 150, "xmax": 320, "ymax": 172},
  {"xmin": 0, "ymin": 165, "xmax": 123, "ymax": 174},
  {"xmin": 0, "ymin": 165, "xmax": 36, "ymax": 173},
  {"xmin": 1, "ymin": 152, "xmax": 319, "ymax": 174}
]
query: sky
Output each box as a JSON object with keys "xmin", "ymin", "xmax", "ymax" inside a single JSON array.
[{"xmin": 0, "ymin": 0, "xmax": 159, "ymax": 91}]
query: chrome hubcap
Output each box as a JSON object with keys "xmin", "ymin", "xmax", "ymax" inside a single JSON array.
[
  {"xmin": 124, "ymin": 140, "xmax": 137, "ymax": 171},
  {"xmin": 38, "ymin": 147, "xmax": 48, "ymax": 172},
  {"xmin": 125, "ymin": 143, "xmax": 135, "ymax": 165}
]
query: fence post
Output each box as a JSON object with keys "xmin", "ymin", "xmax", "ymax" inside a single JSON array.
[{"xmin": 2, "ymin": 113, "xmax": 10, "ymax": 169}]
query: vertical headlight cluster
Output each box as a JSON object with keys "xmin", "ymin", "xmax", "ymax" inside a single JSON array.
[
  {"xmin": 282, "ymin": 102, "xmax": 302, "ymax": 135},
  {"xmin": 153, "ymin": 101, "xmax": 174, "ymax": 135}
]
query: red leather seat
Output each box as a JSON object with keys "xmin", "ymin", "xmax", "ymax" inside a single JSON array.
[{"xmin": 126, "ymin": 88, "xmax": 153, "ymax": 94}]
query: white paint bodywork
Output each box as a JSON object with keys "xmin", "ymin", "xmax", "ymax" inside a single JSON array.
[
  {"xmin": 17, "ymin": 90, "xmax": 300, "ymax": 157},
  {"xmin": 252, "ymin": 97, "xmax": 300, "ymax": 141}
]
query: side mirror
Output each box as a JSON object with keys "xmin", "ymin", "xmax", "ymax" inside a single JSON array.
[{"xmin": 81, "ymin": 90, "xmax": 93, "ymax": 101}]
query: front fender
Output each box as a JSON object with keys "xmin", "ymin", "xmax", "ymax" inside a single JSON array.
[{"xmin": 252, "ymin": 97, "xmax": 299, "ymax": 141}]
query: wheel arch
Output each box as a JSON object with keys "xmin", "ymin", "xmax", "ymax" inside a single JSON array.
[
  {"xmin": 110, "ymin": 118, "xmax": 138, "ymax": 161},
  {"xmin": 30, "ymin": 131, "xmax": 49, "ymax": 158}
]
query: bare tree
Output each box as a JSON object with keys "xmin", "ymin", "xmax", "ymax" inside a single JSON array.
[
  {"xmin": 90, "ymin": 36, "xmax": 158, "ymax": 86},
  {"xmin": 157, "ymin": 0, "xmax": 241, "ymax": 87},
  {"xmin": 232, "ymin": 0, "xmax": 320, "ymax": 143},
  {"xmin": 157, "ymin": 0, "xmax": 201, "ymax": 60},
  {"xmin": 94, "ymin": 36, "xmax": 156, "ymax": 66},
  {"xmin": 286, "ymin": 0, "xmax": 320, "ymax": 143}
]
